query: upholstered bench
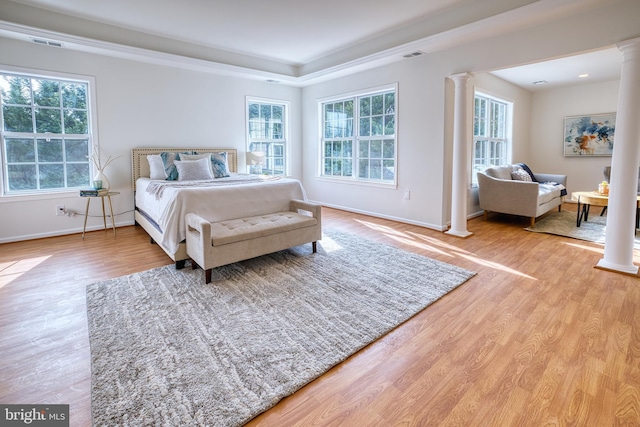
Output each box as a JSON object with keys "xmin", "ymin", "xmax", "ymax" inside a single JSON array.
[{"xmin": 185, "ymin": 199, "xmax": 322, "ymax": 283}]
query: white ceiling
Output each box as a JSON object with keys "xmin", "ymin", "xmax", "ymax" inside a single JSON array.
[
  {"xmin": 6, "ymin": 0, "xmax": 472, "ymax": 65},
  {"xmin": 0, "ymin": 0, "xmax": 625, "ymax": 88},
  {"xmin": 4, "ymin": 0, "xmax": 477, "ymax": 65},
  {"xmin": 490, "ymin": 48, "xmax": 622, "ymax": 91}
]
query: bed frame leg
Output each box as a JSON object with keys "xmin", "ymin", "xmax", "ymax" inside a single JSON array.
[{"xmin": 312, "ymin": 241, "xmax": 317, "ymax": 253}]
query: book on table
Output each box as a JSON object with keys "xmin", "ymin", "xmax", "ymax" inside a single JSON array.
[{"xmin": 80, "ymin": 188, "xmax": 109, "ymax": 197}]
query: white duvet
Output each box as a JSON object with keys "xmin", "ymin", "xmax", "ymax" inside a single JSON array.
[{"xmin": 135, "ymin": 174, "xmax": 307, "ymax": 254}]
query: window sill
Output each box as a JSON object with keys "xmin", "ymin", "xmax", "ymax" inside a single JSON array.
[
  {"xmin": 315, "ymin": 175, "xmax": 397, "ymax": 190},
  {"xmin": 0, "ymin": 190, "xmax": 81, "ymax": 203}
]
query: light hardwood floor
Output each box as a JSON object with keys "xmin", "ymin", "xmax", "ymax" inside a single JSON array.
[{"xmin": 1, "ymin": 205, "xmax": 639, "ymax": 426}]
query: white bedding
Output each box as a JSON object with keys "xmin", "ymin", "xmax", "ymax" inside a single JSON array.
[{"xmin": 135, "ymin": 174, "xmax": 307, "ymax": 254}]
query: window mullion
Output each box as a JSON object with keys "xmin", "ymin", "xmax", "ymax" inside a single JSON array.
[{"xmin": 353, "ymin": 96, "xmax": 360, "ymax": 179}]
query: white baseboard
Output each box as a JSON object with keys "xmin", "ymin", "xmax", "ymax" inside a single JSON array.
[
  {"xmin": 314, "ymin": 200, "xmax": 449, "ymax": 232},
  {"xmin": 0, "ymin": 219, "xmax": 136, "ymax": 244}
]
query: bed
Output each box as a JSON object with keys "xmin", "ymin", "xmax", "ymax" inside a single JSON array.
[{"xmin": 132, "ymin": 147, "xmax": 307, "ymax": 267}]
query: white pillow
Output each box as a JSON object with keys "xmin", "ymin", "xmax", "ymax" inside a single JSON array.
[
  {"xmin": 174, "ymin": 157, "xmax": 213, "ymax": 181},
  {"xmin": 181, "ymin": 153, "xmax": 213, "ymax": 175},
  {"xmin": 180, "ymin": 153, "xmax": 211, "ymax": 162},
  {"xmin": 147, "ymin": 154, "xmax": 167, "ymax": 180},
  {"xmin": 511, "ymin": 168, "xmax": 532, "ymax": 182}
]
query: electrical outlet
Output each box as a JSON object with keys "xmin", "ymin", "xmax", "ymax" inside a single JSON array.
[{"xmin": 56, "ymin": 205, "xmax": 65, "ymax": 216}]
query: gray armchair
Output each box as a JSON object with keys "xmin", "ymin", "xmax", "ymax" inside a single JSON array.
[{"xmin": 477, "ymin": 164, "xmax": 567, "ymax": 227}]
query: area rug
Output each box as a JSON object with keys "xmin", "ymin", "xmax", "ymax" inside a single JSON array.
[
  {"xmin": 525, "ymin": 210, "xmax": 640, "ymax": 247},
  {"xmin": 86, "ymin": 229, "xmax": 476, "ymax": 427}
]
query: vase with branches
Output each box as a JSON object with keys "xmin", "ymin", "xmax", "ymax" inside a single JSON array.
[{"xmin": 87, "ymin": 142, "xmax": 118, "ymax": 191}]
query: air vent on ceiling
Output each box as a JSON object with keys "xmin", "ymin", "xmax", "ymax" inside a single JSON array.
[
  {"xmin": 32, "ymin": 38, "xmax": 64, "ymax": 48},
  {"xmin": 403, "ymin": 51, "xmax": 425, "ymax": 59}
]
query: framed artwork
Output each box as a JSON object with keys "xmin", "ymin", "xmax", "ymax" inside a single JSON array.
[{"xmin": 564, "ymin": 112, "xmax": 616, "ymax": 156}]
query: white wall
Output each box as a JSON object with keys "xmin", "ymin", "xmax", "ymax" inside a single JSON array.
[
  {"xmin": 0, "ymin": 38, "xmax": 302, "ymax": 242},
  {"xmin": 301, "ymin": 65, "xmax": 532, "ymax": 229},
  {"xmin": 529, "ymin": 80, "xmax": 620, "ymax": 196},
  {"xmin": 301, "ymin": 0, "xmax": 638, "ymax": 229},
  {"xmin": 302, "ymin": 57, "xmax": 451, "ymax": 230}
]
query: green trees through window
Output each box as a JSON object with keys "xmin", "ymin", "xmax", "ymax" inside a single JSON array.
[
  {"xmin": 1, "ymin": 72, "xmax": 93, "ymax": 193},
  {"xmin": 320, "ymin": 87, "xmax": 396, "ymax": 184}
]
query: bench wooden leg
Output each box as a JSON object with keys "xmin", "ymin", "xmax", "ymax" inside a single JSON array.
[
  {"xmin": 175, "ymin": 260, "xmax": 186, "ymax": 269},
  {"xmin": 312, "ymin": 241, "xmax": 317, "ymax": 253},
  {"xmin": 205, "ymin": 268, "xmax": 212, "ymax": 284}
]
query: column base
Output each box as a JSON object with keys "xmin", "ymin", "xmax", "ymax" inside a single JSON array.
[
  {"xmin": 445, "ymin": 229, "xmax": 473, "ymax": 238},
  {"xmin": 595, "ymin": 258, "xmax": 640, "ymax": 276}
]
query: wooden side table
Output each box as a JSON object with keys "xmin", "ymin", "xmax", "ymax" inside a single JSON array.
[
  {"xmin": 81, "ymin": 191, "xmax": 119, "ymax": 239},
  {"xmin": 571, "ymin": 191, "xmax": 640, "ymax": 228},
  {"xmin": 571, "ymin": 191, "xmax": 608, "ymax": 227}
]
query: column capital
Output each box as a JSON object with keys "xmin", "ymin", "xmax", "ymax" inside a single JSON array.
[
  {"xmin": 617, "ymin": 36, "xmax": 640, "ymax": 52},
  {"xmin": 449, "ymin": 72, "xmax": 474, "ymax": 82}
]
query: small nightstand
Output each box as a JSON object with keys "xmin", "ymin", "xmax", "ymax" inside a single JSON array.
[{"xmin": 81, "ymin": 191, "xmax": 119, "ymax": 239}]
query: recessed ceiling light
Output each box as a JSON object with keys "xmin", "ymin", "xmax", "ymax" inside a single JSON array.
[
  {"xmin": 532, "ymin": 80, "xmax": 547, "ymax": 85},
  {"xmin": 578, "ymin": 73, "xmax": 590, "ymax": 78}
]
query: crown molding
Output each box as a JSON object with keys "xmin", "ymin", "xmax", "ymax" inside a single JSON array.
[{"xmin": 0, "ymin": 0, "xmax": 616, "ymax": 87}]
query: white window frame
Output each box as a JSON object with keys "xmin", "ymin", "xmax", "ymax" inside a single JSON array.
[
  {"xmin": 317, "ymin": 83, "xmax": 398, "ymax": 189},
  {"xmin": 472, "ymin": 91, "xmax": 513, "ymax": 187},
  {"xmin": 245, "ymin": 96, "xmax": 289, "ymax": 176},
  {"xmin": 0, "ymin": 65, "xmax": 98, "ymax": 199}
]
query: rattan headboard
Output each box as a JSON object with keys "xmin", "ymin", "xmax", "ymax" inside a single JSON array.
[{"xmin": 131, "ymin": 147, "xmax": 238, "ymax": 191}]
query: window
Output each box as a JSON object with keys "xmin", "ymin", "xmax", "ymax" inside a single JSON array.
[
  {"xmin": 246, "ymin": 98, "xmax": 288, "ymax": 175},
  {"xmin": 320, "ymin": 85, "xmax": 397, "ymax": 185},
  {"xmin": 472, "ymin": 92, "xmax": 512, "ymax": 186},
  {"xmin": 0, "ymin": 69, "xmax": 95, "ymax": 195}
]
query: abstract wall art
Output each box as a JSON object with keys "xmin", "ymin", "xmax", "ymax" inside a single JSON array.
[{"xmin": 563, "ymin": 112, "xmax": 616, "ymax": 157}]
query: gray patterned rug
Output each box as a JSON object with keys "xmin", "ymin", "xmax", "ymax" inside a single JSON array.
[
  {"xmin": 525, "ymin": 210, "xmax": 640, "ymax": 248},
  {"xmin": 86, "ymin": 229, "xmax": 476, "ymax": 426}
]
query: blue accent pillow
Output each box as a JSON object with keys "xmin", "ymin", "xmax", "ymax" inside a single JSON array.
[
  {"xmin": 160, "ymin": 151, "xmax": 193, "ymax": 180},
  {"xmin": 211, "ymin": 152, "xmax": 230, "ymax": 178}
]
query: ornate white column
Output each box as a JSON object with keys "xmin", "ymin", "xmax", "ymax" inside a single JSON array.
[
  {"xmin": 446, "ymin": 72, "xmax": 474, "ymax": 238},
  {"xmin": 597, "ymin": 37, "xmax": 640, "ymax": 275}
]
